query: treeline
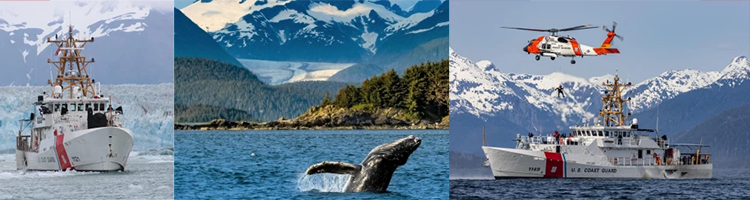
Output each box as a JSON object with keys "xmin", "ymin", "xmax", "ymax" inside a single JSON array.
[
  {"xmin": 174, "ymin": 57, "xmax": 348, "ymax": 122},
  {"xmin": 175, "ymin": 104, "xmax": 256, "ymax": 123},
  {"xmin": 323, "ymin": 59, "xmax": 449, "ymax": 120}
]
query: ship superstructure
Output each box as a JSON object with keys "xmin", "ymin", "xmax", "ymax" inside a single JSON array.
[
  {"xmin": 482, "ymin": 73, "xmax": 712, "ymax": 179},
  {"xmin": 15, "ymin": 25, "xmax": 134, "ymax": 172}
]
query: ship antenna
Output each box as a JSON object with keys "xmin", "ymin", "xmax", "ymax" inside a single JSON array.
[{"xmin": 482, "ymin": 125, "xmax": 486, "ymax": 146}]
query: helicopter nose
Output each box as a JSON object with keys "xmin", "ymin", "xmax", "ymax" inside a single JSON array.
[{"xmin": 523, "ymin": 46, "xmax": 528, "ymax": 52}]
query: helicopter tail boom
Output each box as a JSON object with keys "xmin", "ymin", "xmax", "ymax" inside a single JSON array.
[{"xmin": 593, "ymin": 48, "xmax": 620, "ymax": 55}]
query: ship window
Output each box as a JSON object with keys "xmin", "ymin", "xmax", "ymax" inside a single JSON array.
[
  {"xmin": 598, "ymin": 131, "xmax": 603, "ymax": 136},
  {"xmin": 78, "ymin": 103, "xmax": 84, "ymax": 111},
  {"xmin": 54, "ymin": 104, "xmax": 60, "ymax": 112},
  {"xmin": 647, "ymin": 150, "xmax": 650, "ymax": 154},
  {"xmin": 70, "ymin": 103, "xmax": 76, "ymax": 111},
  {"xmin": 587, "ymin": 131, "xmax": 592, "ymax": 136},
  {"xmin": 94, "ymin": 103, "xmax": 99, "ymax": 111},
  {"xmin": 86, "ymin": 103, "xmax": 92, "ymax": 111},
  {"xmin": 100, "ymin": 103, "xmax": 106, "ymax": 111},
  {"xmin": 604, "ymin": 131, "xmax": 610, "ymax": 137}
]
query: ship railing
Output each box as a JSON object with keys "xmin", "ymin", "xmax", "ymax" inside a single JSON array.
[{"xmin": 610, "ymin": 157, "xmax": 657, "ymax": 166}]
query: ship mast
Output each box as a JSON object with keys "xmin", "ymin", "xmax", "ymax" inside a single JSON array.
[
  {"xmin": 596, "ymin": 72, "xmax": 632, "ymax": 126},
  {"xmin": 46, "ymin": 25, "xmax": 96, "ymax": 98}
]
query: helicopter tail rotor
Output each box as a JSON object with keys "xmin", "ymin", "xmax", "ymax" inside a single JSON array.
[
  {"xmin": 603, "ymin": 21, "xmax": 624, "ymax": 43},
  {"xmin": 600, "ymin": 22, "xmax": 623, "ymax": 48}
]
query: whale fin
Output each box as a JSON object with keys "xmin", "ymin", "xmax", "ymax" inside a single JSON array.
[{"xmin": 305, "ymin": 161, "xmax": 361, "ymax": 175}]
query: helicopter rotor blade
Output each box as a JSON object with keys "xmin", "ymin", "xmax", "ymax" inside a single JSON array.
[
  {"xmin": 612, "ymin": 21, "xmax": 617, "ymax": 32},
  {"xmin": 501, "ymin": 27, "xmax": 549, "ymax": 32},
  {"xmin": 558, "ymin": 24, "xmax": 598, "ymax": 32}
]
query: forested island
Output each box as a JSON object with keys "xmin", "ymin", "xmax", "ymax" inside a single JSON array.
[{"xmin": 175, "ymin": 59, "xmax": 449, "ymax": 130}]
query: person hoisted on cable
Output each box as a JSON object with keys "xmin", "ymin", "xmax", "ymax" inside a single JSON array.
[{"xmin": 555, "ymin": 84, "xmax": 565, "ymax": 98}]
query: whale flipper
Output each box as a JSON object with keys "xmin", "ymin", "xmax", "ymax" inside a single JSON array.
[{"xmin": 305, "ymin": 161, "xmax": 361, "ymax": 175}]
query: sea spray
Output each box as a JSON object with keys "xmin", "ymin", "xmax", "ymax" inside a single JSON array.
[{"xmin": 296, "ymin": 173, "xmax": 350, "ymax": 192}]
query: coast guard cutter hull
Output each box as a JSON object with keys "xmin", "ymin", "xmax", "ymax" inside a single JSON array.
[
  {"xmin": 483, "ymin": 146, "xmax": 712, "ymax": 179},
  {"xmin": 482, "ymin": 74, "xmax": 713, "ymax": 179}
]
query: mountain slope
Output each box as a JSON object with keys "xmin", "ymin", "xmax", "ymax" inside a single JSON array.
[
  {"xmin": 449, "ymin": 47, "xmax": 749, "ymax": 156},
  {"xmin": 0, "ymin": 1, "xmax": 173, "ymax": 85},
  {"xmin": 673, "ymin": 104, "xmax": 750, "ymax": 168},
  {"xmin": 181, "ymin": 0, "xmax": 449, "ymax": 70},
  {"xmin": 174, "ymin": 8, "xmax": 243, "ymax": 67},
  {"xmin": 174, "ymin": 57, "xmax": 349, "ymax": 122}
]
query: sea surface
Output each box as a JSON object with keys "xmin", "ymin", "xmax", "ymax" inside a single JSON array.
[
  {"xmin": 0, "ymin": 150, "xmax": 174, "ymax": 199},
  {"xmin": 450, "ymin": 168, "xmax": 749, "ymax": 199},
  {"xmin": 175, "ymin": 130, "xmax": 449, "ymax": 199}
]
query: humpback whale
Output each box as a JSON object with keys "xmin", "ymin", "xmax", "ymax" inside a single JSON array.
[{"xmin": 305, "ymin": 135, "xmax": 421, "ymax": 192}]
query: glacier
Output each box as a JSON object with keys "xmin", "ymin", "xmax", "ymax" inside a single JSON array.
[{"xmin": 0, "ymin": 84, "xmax": 174, "ymax": 151}]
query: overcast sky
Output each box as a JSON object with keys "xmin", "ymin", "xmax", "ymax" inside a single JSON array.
[{"xmin": 450, "ymin": 1, "xmax": 750, "ymax": 83}]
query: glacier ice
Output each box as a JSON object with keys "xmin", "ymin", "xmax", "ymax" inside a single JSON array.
[{"xmin": 0, "ymin": 84, "xmax": 174, "ymax": 151}]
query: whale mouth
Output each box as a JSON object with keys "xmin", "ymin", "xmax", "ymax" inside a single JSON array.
[{"xmin": 408, "ymin": 135, "xmax": 422, "ymax": 149}]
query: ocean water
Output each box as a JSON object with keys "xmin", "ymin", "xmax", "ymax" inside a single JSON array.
[
  {"xmin": 0, "ymin": 150, "xmax": 174, "ymax": 199},
  {"xmin": 450, "ymin": 168, "xmax": 749, "ymax": 199},
  {"xmin": 175, "ymin": 130, "xmax": 449, "ymax": 199}
]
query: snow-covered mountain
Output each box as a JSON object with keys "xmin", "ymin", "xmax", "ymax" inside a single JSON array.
[
  {"xmin": 450, "ymin": 47, "xmax": 749, "ymax": 154},
  {"xmin": 0, "ymin": 84, "xmax": 174, "ymax": 151},
  {"xmin": 451, "ymin": 47, "xmax": 750, "ymax": 122},
  {"xmin": 181, "ymin": 0, "xmax": 447, "ymax": 63},
  {"xmin": 0, "ymin": 1, "xmax": 174, "ymax": 85}
]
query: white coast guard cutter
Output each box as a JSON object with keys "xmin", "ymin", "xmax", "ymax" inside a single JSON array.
[
  {"xmin": 482, "ymin": 74, "xmax": 712, "ymax": 179},
  {"xmin": 15, "ymin": 25, "xmax": 134, "ymax": 172}
]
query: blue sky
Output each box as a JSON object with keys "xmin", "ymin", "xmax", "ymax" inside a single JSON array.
[
  {"xmin": 450, "ymin": 1, "xmax": 750, "ymax": 83},
  {"xmin": 175, "ymin": 0, "xmax": 422, "ymax": 10}
]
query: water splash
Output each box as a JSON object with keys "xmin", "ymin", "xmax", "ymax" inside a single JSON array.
[{"xmin": 296, "ymin": 173, "xmax": 350, "ymax": 193}]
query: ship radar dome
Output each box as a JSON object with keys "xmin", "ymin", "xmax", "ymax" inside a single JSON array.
[
  {"xmin": 54, "ymin": 85, "xmax": 63, "ymax": 98},
  {"xmin": 632, "ymin": 118, "xmax": 638, "ymax": 125}
]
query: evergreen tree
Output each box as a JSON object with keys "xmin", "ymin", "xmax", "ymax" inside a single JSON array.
[{"xmin": 321, "ymin": 91, "xmax": 332, "ymax": 106}]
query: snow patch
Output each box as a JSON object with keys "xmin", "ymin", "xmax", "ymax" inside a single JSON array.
[
  {"xmin": 360, "ymin": 32, "xmax": 378, "ymax": 53},
  {"xmin": 308, "ymin": 2, "xmax": 403, "ymax": 23},
  {"xmin": 0, "ymin": 1, "xmax": 152, "ymax": 55}
]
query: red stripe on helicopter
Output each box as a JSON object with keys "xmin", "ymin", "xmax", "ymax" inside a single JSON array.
[
  {"xmin": 543, "ymin": 152, "xmax": 564, "ymax": 178},
  {"xmin": 55, "ymin": 134, "xmax": 75, "ymax": 171},
  {"xmin": 593, "ymin": 48, "xmax": 620, "ymax": 55},
  {"xmin": 569, "ymin": 39, "xmax": 582, "ymax": 56}
]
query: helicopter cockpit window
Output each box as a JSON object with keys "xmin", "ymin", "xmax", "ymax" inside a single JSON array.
[{"xmin": 557, "ymin": 37, "xmax": 569, "ymax": 43}]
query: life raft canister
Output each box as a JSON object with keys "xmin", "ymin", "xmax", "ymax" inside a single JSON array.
[{"xmin": 54, "ymin": 129, "xmax": 58, "ymax": 136}]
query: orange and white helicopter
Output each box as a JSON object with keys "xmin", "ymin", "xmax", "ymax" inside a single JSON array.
[{"xmin": 503, "ymin": 22, "xmax": 623, "ymax": 64}]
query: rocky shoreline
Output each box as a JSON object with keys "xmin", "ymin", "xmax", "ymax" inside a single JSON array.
[{"xmin": 174, "ymin": 105, "xmax": 449, "ymax": 130}]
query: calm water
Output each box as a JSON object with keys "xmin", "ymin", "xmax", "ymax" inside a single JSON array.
[
  {"xmin": 175, "ymin": 130, "xmax": 449, "ymax": 199},
  {"xmin": 450, "ymin": 168, "xmax": 749, "ymax": 199},
  {"xmin": 0, "ymin": 150, "xmax": 174, "ymax": 199}
]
